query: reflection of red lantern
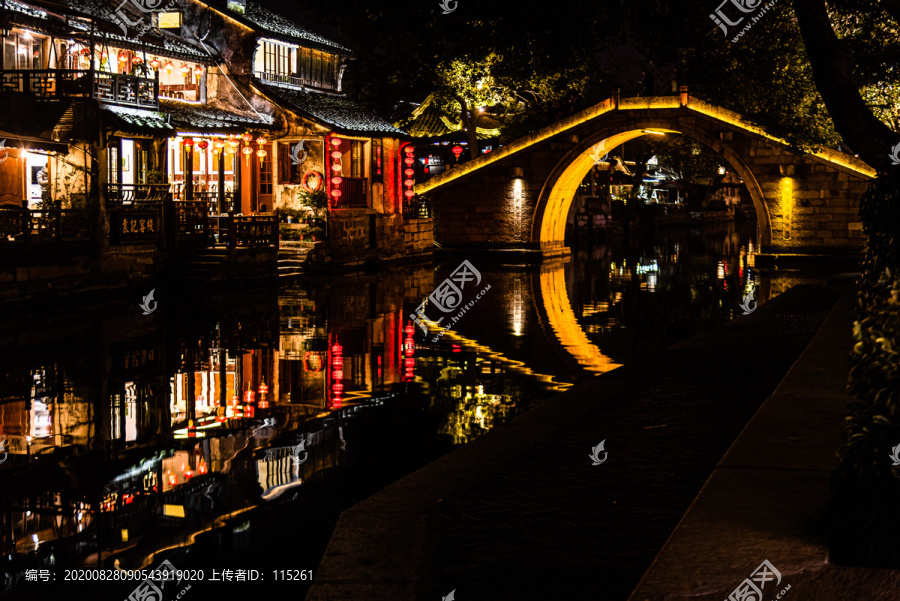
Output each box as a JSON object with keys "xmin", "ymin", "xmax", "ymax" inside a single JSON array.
[
  {"xmin": 258, "ymin": 399, "xmax": 269, "ymax": 410},
  {"xmin": 452, "ymin": 145, "xmax": 464, "ymax": 160},
  {"xmin": 330, "ymin": 341, "xmax": 343, "ymax": 407},
  {"xmin": 167, "ymin": 472, "xmax": 177, "ymax": 486},
  {"xmin": 184, "ymin": 469, "xmax": 194, "ymax": 480},
  {"xmin": 198, "ymin": 461, "xmax": 208, "ymax": 475},
  {"xmin": 259, "ymin": 382, "xmax": 269, "ymax": 394}
]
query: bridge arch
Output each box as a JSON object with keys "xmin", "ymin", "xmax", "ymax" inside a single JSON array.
[
  {"xmin": 531, "ymin": 123, "xmax": 772, "ymax": 256},
  {"xmin": 416, "ymin": 95, "xmax": 874, "ymax": 257}
]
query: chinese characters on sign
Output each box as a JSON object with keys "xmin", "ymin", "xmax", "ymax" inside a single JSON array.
[
  {"xmin": 115, "ymin": 212, "xmax": 159, "ymax": 244},
  {"xmin": 409, "ymin": 260, "xmax": 492, "ymax": 342}
]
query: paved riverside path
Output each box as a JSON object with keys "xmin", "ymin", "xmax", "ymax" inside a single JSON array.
[
  {"xmin": 306, "ymin": 282, "xmax": 849, "ymax": 601},
  {"xmin": 629, "ymin": 284, "xmax": 900, "ymax": 600}
]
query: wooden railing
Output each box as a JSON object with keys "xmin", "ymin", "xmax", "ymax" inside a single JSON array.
[
  {"xmin": 255, "ymin": 71, "xmax": 336, "ymax": 91},
  {"xmin": 233, "ymin": 215, "xmax": 278, "ymax": 249},
  {"xmin": 105, "ymin": 184, "xmax": 171, "ymax": 206},
  {"xmin": 0, "ymin": 205, "xmax": 91, "ymax": 243},
  {"xmin": 330, "ymin": 177, "xmax": 367, "ymax": 209},
  {"xmin": 0, "ymin": 69, "xmax": 159, "ymax": 109},
  {"xmin": 173, "ymin": 205, "xmax": 277, "ymax": 250}
]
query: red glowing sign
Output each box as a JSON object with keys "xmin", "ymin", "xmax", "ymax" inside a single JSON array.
[{"xmin": 330, "ymin": 340, "xmax": 344, "ymax": 408}]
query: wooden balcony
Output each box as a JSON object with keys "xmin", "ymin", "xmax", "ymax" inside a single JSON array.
[
  {"xmin": 255, "ymin": 71, "xmax": 336, "ymax": 91},
  {"xmin": 0, "ymin": 69, "xmax": 159, "ymax": 109}
]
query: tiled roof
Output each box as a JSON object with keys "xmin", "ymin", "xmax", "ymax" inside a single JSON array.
[
  {"xmin": 396, "ymin": 96, "xmax": 500, "ymax": 141},
  {"xmin": 160, "ymin": 100, "xmax": 274, "ymax": 132},
  {"xmin": 57, "ymin": 0, "xmax": 213, "ymax": 62},
  {"xmin": 102, "ymin": 105, "xmax": 174, "ymax": 135},
  {"xmin": 256, "ymin": 81, "xmax": 406, "ymax": 136},
  {"xmin": 205, "ymin": 0, "xmax": 351, "ymax": 55}
]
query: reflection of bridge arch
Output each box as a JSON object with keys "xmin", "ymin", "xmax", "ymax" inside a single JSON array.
[
  {"xmin": 533, "ymin": 259, "xmax": 622, "ymax": 375},
  {"xmin": 417, "ymin": 95, "xmax": 874, "ymax": 256}
]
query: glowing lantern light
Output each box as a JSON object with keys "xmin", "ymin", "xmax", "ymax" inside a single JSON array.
[
  {"xmin": 183, "ymin": 137, "xmax": 194, "ymax": 147},
  {"xmin": 331, "ymin": 176, "xmax": 342, "ymax": 185},
  {"xmin": 452, "ymin": 145, "xmax": 463, "ymax": 160},
  {"xmin": 331, "ymin": 151, "xmax": 342, "ymax": 159},
  {"xmin": 257, "ymin": 149, "xmax": 267, "ymax": 158},
  {"xmin": 197, "ymin": 140, "xmax": 209, "ymax": 150},
  {"xmin": 132, "ymin": 55, "xmax": 143, "ymax": 65},
  {"xmin": 242, "ymin": 132, "xmax": 254, "ymax": 144},
  {"xmin": 331, "ymin": 163, "xmax": 342, "ymax": 172},
  {"xmin": 404, "ymin": 179, "xmax": 414, "ymax": 187},
  {"xmin": 404, "ymin": 190, "xmax": 415, "ymax": 198},
  {"xmin": 184, "ymin": 469, "xmax": 194, "ymax": 480},
  {"xmin": 331, "ymin": 189, "xmax": 342, "ymax": 197},
  {"xmin": 404, "ymin": 169, "xmax": 415, "ymax": 177},
  {"xmin": 330, "ymin": 137, "xmax": 342, "ymax": 147},
  {"xmin": 259, "ymin": 382, "xmax": 269, "ymax": 394},
  {"xmin": 167, "ymin": 472, "xmax": 177, "ymax": 486},
  {"xmin": 404, "ymin": 145, "xmax": 415, "ymax": 154},
  {"xmin": 164, "ymin": 62, "xmax": 173, "ymax": 74},
  {"xmin": 256, "ymin": 136, "xmax": 267, "ymax": 145},
  {"xmin": 180, "ymin": 64, "xmax": 190, "ymax": 75},
  {"xmin": 242, "ymin": 145, "xmax": 253, "ymax": 165},
  {"xmin": 404, "ymin": 158, "xmax": 415, "ymax": 166},
  {"xmin": 149, "ymin": 58, "xmax": 161, "ymax": 69},
  {"xmin": 258, "ymin": 399, "xmax": 269, "ymax": 410},
  {"xmin": 118, "ymin": 51, "xmax": 128, "ymax": 62},
  {"xmin": 194, "ymin": 65, "xmax": 203, "ymax": 76},
  {"xmin": 198, "ymin": 461, "xmax": 208, "ymax": 475}
]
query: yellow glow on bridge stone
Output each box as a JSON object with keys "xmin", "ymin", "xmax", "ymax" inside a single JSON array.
[
  {"xmin": 540, "ymin": 130, "xmax": 646, "ymax": 246},
  {"xmin": 780, "ymin": 177, "xmax": 793, "ymax": 241}
]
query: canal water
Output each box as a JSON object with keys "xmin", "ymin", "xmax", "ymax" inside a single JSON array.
[{"xmin": 0, "ymin": 221, "xmax": 828, "ymax": 600}]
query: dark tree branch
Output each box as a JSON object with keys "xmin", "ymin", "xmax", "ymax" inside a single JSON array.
[{"xmin": 793, "ymin": 0, "xmax": 899, "ymax": 170}]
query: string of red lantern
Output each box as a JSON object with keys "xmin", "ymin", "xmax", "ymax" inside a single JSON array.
[
  {"xmin": 403, "ymin": 146, "xmax": 416, "ymax": 210},
  {"xmin": 330, "ymin": 340, "xmax": 344, "ymax": 408},
  {"xmin": 329, "ymin": 135, "xmax": 343, "ymax": 207}
]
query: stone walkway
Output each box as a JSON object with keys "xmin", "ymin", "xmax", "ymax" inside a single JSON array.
[{"xmin": 306, "ymin": 282, "xmax": 848, "ymax": 601}]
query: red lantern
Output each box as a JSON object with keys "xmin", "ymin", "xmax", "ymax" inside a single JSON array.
[
  {"xmin": 183, "ymin": 137, "xmax": 194, "ymax": 147},
  {"xmin": 256, "ymin": 136, "xmax": 267, "ymax": 145},
  {"xmin": 132, "ymin": 55, "xmax": 143, "ymax": 65},
  {"xmin": 330, "ymin": 136, "xmax": 342, "ymax": 147},
  {"xmin": 118, "ymin": 51, "xmax": 128, "ymax": 63},
  {"xmin": 404, "ymin": 190, "xmax": 415, "ymax": 198},
  {"xmin": 452, "ymin": 146, "xmax": 464, "ymax": 160},
  {"xmin": 331, "ymin": 189, "xmax": 342, "ymax": 197},
  {"xmin": 259, "ymin": 382, "xmax": 269, "ymax": 394},
  {"xmin": 197, "ymin": 140, "xmax": 209, "ymax": 150},
  {"xmin": 242, "ymin": 132, "xmax": 254, "ymax": 144},
  {"xmin": 404, "ymin": 145, "xmax": 415, "ymax": 154},
  {"xmin": 180, "ymin": 64, "xmax": 190, "ymax": 75},
  {"xmin": 198, "ymin": 461, "xmax": 208, "ymax": 475},
  {"xmin": 184, "ymin": 469, "xmax": 194, "ymax": 480},
  {"xmin": 258, "ymin": 399, "xmax": 269, "ymax": 410},
  {"xmin": 194, "ymin": 65, "xmax": 203, "ymax": 76},
  {"xmin": 149, "ymin": 58, "xmax": 161, "ymax": 69},
  {"xmin": 404, "ymin": 169, "xmax": 415, "ymax": 177},
  {"xmin": 164, "ymin": 62, "xmax": 174, "ymax": 74}
]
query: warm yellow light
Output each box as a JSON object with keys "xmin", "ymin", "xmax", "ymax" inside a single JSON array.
[
  {"xmin": 642, "ymin": 129, "xmax": 666, "ymax": 135},
  {"xmin": 780, "ymin": 177, "xmax": 793, "ymax": 241},
  {"xmin": 162, "ymin": 504, "xmax": 185, "ymax": 518},
  {"xmin": 121, "ymin": 529, "xmax": 129, "ymax": 542}
]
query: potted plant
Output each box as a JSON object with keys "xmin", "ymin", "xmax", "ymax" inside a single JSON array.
[{"xmin": 298, "ymin": 187, "xmax": 329, "ymax": 238}]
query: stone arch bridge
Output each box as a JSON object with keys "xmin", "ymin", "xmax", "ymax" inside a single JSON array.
[{"xmin": 415, "ymin": 93, "xmax": 876, "ymax": 258}]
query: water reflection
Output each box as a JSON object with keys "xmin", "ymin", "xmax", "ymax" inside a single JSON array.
[{"xmin": 0, "ymin": 221, "xmax": 808, "ymax": 597}]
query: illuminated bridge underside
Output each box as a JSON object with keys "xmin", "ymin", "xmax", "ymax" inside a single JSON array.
[{"xmin": 417, "ymin": 95, "xmax": 875, "ymax": 256}]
